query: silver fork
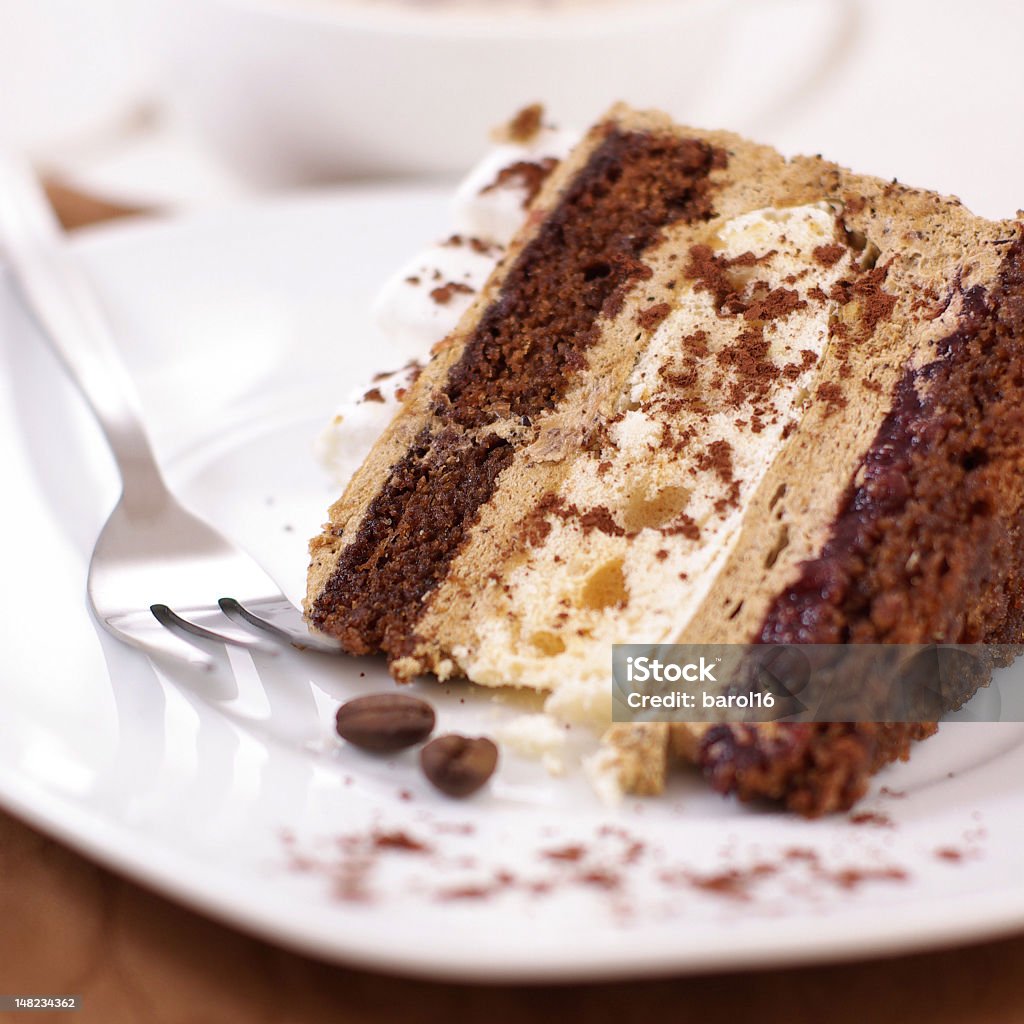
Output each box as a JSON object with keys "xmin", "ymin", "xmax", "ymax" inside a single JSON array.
[{"xmin": 0, "ymin": 156, "xmax": 341, "ymax": 668}]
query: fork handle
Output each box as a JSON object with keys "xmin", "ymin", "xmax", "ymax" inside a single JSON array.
[{"xmin": 0, "ymin": 154, "xmax": 168, "ymax": 510}]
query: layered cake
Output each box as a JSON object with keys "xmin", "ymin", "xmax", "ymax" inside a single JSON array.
[{"xmin": 307, "ymin": 104, "xmax": 1024, "ymax": 814}]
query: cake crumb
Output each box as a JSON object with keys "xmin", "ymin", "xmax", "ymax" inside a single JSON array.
[{"xmin": 498, "ymin": 103, "xmax": 545, "ymax": 144}]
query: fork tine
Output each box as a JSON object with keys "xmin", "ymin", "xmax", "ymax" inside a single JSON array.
[
  {"xmin": 218, "ymin": 597, "xmax": 343, "ymax": 654},
  {"xmin": 100, "ymin": 609, "xmax": 217, "ymax": 670},
  {"xmin": 151, "ymin": 604, "xmax": 279, "ymax": 655}
]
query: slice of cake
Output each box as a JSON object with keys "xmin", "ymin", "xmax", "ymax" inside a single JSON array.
[{"xmin": 307, "ymin": 104, "xmax": 1024, "ymax": 814}]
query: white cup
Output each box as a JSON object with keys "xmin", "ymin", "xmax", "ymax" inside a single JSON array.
[
  {"xmin": 0, "ymin": 0, "xmax": 147, "ymax": 151},
  {"xmin": 147, "ymin": 0, "xmax": 854, "ymax": 185}
]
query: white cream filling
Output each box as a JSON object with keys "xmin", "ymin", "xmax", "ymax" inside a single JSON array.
[
  {"xmin": 452, "ymin": 204, "xmax": 852, "ymax": 729},
  {"xmin": 312, "ymin": 364, "xmax": 420, "ymax": 488}
]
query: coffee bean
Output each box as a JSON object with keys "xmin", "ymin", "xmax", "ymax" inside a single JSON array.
[
  {"xmin": 420, "ymin": 734, "xmax": 498, "ymax": 797},
  {"xmin": 335, "ymin": 694, "xmax": 435, "ymax": 752}
]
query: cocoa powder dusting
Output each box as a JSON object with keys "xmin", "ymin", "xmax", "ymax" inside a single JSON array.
[
  {"xmin": 543, "ymin": 844, "xmax": 587, "ymax": 862},
  {"xmin": 684, "ymin": 244, "xmax": 752, "ymax": 312},
  {"xmin": 827, "ymin": 867, "xmax": 909, "ymax": 891},
  {"xmin": 683, "ymin": 864, "xmax": 778, "ymax": 902},
  {"xmin": 697, "ymin": 439, "xmax": 735, "ymax": 484},
  {"xmin": 716, "ymin": 324, "xmax": 782, "ymax": 410},
  {"xmin": 283, "ymin": 809, "xmax": 972, "ymax": 913},
  {"xmin": 830, "ymin": 263, "xmax": 897, "ymax": 339},
  {"xmin": 578, "ymin": 505, "xmax": 626, "ymax": 537},
  {"xmin": 372, "ymin": 830, "xmax": 432, "ymax": 853},
  {"xmin": 662, "ymin": 514, "xmax": 701, "ymax": 540},
  {"xmin": 815, "ymin": 380, "xmax": 847, "ymax": 416},
  {"xmin": 481, "ymin": 158, "xmax": 560, "ymax": 209},
  {"xmin": 743, "ymin": 287, "xmax": 807, "ymax": 322},
  {"xmin": 430, "ymin": 281, "xmax": 475, "ymax": 305},
  {"xmin": 814, "ymin": 243, "xmax": 847, "ymax": 267},
  {"xmin": 637, "ymin": 301, "xmax": 673, "ymax": 331},
  {"xmin": 848, "ymin": 811, "xmax": 893, "ymax": 828},
  {"xmin": 682, "ymin": 329, "xmax": 710, "ymax": 357},
  {"xmin": 577, "ymin": 869, "xmax": 621, "ymax": 891}
]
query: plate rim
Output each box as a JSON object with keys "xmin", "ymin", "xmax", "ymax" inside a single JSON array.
[{"xmin": 5, "ymin": 761, "xmax": 1024, "ymax": 983}]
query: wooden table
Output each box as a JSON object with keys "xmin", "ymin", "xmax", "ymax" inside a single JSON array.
[
  {"xmin": 2, "ymin": 184, "xmax": 1022, "ymax": 1024},
  {"xmin": 4, "ymin": 808, "xmax": 1024, "ymax": 1024}
]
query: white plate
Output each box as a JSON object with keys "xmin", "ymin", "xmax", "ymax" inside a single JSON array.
[{"xmin": 3, "ymin": 188, "xmax": 1024, "ymax": 982}]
